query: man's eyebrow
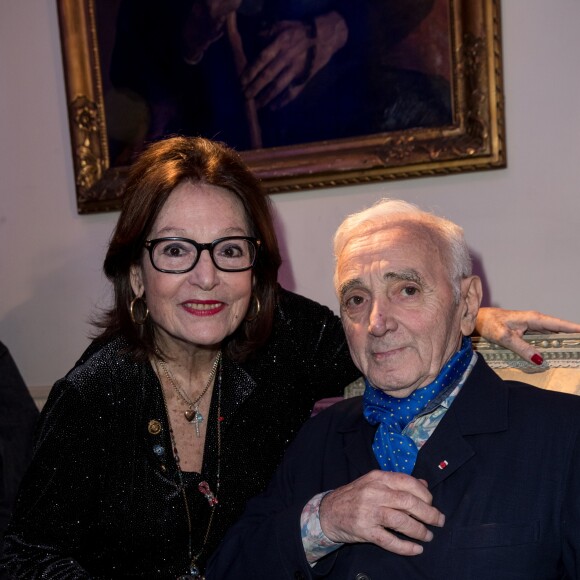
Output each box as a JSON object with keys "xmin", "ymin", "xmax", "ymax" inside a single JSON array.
[
  {"xmin": 338, "ymin": 278, "xmax": 363, "ymax": 301},
  {"xmin": 384, "ymin": 269, "xmax": 423, "ymax": 284}
]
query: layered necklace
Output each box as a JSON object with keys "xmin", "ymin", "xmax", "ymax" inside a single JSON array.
[
  {"xmin": 154, "ymin": 353, "xmax": 223, "ymax": 580},
  {"xmin": 157, "ymin": 352, "xmax": 221, "ymax": 437}
]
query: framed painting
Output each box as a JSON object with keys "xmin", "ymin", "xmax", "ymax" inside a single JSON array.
[{"xmin": 58, "ymin": 0, "xmax": 506, "ymax": 214}]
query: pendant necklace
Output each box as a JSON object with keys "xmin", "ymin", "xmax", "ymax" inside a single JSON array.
[
  {"xmin": 157, "ymin": 352, "xmax": 221, "ymax": 437},
  {"xmin": 154, "ymin": 356, "xmax": 223, "ymax": 580}
]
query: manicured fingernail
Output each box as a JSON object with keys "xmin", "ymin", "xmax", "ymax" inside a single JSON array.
[
  {"xmin": 531, "ymin": 354, "xmax": 543, "ymax": 365},
  {"xmin": 424, "ymin": 530, "xmax": 434, "ymax": 542}
]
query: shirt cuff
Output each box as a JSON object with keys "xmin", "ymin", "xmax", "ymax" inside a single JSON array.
[{"xmin": 300, "ymin": 491, "xmax": 343, "ymax": 565}]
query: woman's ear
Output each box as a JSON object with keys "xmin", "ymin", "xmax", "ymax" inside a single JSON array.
[
  {"xmin": 460, "ymin": 275, "xmax": 483, "ymax": 336},
  {"xmin": 130, "ymin": 264, "xmax": 145, "ymax": 298}
]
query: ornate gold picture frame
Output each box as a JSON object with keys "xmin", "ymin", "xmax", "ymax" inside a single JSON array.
[{"xmin": 58, "ymin": 0, "xmax": 505, "ymax": 214}]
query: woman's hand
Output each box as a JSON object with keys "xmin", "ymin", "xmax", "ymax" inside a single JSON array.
[{"xmin": 475, "ymin": 307, "xmax": 580, "ymax": 364}]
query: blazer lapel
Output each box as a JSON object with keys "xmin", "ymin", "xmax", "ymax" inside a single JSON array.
[
  {"xmin": 413, "ymin": 356, "xmax": 509, "ymax": 489},
  {"xmin": 413, "ymin": 410, "xmax": 475, "ymax": 487},
  {"xmin": 340, "ymin": 403, "xmax": 381, "ymax": 477}
]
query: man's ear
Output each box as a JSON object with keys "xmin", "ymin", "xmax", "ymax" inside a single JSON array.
[
  {"xmin": 460, "ymin": 275, "xmax": 483, "ymax": 336},
  {"xmin": 130, "ymin": 264, "xmax": 145, "ymax": 298}
]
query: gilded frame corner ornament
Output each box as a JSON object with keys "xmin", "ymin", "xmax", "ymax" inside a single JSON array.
[{"xmin": 58, "ymin": 0, "xmax": 506, "ymax": 214}]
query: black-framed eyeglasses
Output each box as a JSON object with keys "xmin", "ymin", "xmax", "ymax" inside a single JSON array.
[{"xmin": 144, "ymin": 236, "xmax": 261, "ymax": 274}]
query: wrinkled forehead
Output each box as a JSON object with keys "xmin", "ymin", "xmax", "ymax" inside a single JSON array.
[{"xmin": 338, "ymin": 220, "xmax": 446, "ymax": 269}]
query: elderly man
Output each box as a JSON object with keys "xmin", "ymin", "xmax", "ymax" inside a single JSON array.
[{"xmin": 208, "ymin": 199, "xmax": 580, "ymax": 579}]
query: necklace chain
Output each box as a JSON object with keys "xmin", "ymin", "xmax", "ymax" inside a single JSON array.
[
  {"xmin": 157, "ymin": 352, "xmax": 221, "ymax": 434},
  {"xmin": 154, "ymin": 355, "xmax": 222, "ymax": 580},
  {"xmin": 157, "ymin": 352, "xmax": 221, "ymax": 409}
]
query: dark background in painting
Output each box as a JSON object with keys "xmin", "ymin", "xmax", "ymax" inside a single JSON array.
[{"xmin": 95, "ymin": 0, "xmax": 452, "ymax": 168}]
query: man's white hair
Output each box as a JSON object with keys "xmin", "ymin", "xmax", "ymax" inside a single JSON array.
[{"xmin": 333, "ymin": 198, "xmax": 472, "ymax": 303}]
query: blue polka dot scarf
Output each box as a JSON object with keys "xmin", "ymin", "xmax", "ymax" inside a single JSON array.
[{"xmin": 363, "ymin": 336, "xmax": 473, "ymax": 474}]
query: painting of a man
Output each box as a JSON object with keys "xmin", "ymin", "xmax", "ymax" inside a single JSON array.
[{"xmin": 98, "ymin": 0, "xmax": 452, "ymax": 165}]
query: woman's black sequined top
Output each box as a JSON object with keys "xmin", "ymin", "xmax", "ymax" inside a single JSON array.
[{"xmin": 2, "ymin": 289, "xmax": 359, "ymax": 578}]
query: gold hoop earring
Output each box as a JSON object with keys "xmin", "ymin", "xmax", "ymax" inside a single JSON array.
[
  {"xmin": 245, "ymin": 295, "xmax": 261, "ymax": 322},
  {"xmin": 130, "ymin": 295, "xmax": 149, "ymax": 325}
]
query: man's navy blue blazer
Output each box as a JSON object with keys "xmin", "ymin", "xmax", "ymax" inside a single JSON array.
[{"xmin": 208, "ymin": 355, "xmax": 580, "ymax": 579}]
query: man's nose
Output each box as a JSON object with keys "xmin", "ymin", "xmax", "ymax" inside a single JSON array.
[{"xmin": 368, "ymin": 298, "xmax": 397, "ymax": 336}]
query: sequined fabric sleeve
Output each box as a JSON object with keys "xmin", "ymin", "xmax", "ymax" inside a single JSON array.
[
  {"xmin": 275, "ymin": 289, "xmax": 360, "ymax": 400},
  {"xmin": 1, "ymin": 374, "xmax": 103, "ymax": 578}
]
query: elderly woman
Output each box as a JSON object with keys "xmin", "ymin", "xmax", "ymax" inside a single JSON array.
[{"xmin": 3, "ymin": 137, "xmax": 578, "ymax": 579}]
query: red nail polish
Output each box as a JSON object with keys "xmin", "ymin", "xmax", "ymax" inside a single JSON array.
[{"xmin": 531, "ymin": 354, "xmax": 543, "ymax": 366}]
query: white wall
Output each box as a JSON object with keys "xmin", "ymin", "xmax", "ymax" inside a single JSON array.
[{"xmin": 1, "ymin": 0, "xmax": 579, "ymax": 392}]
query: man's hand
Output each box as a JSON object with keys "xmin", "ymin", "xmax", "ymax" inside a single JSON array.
[
  {"xmin": 319, "ymin": 471, "xmax": 445, "ymax": 556},
  {"xmin": 475, "ymin": 307, "xmax": 580, "ymax": 364},
  {"xmin": 241, "ymin": 11, "xmax": 348, "ymax": 110}
]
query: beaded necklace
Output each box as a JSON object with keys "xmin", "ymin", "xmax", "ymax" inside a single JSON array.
[{"xmin": 154, "ymin": 356, "xmax": 222, "ymax": 580}]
